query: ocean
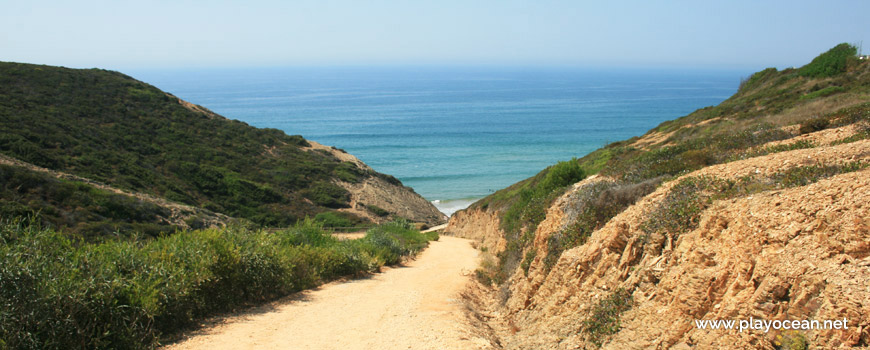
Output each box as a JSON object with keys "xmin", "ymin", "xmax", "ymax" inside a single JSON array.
[{"xmin": 130, "ymin": 66, "xmax": 746, "ymax": 215}]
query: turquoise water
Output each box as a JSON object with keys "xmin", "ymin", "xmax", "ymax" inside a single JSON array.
[{"xmin": 131, "ymin": 66, "xmax": 745, "ymax": 215}]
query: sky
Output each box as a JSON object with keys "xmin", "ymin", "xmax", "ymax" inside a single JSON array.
[{"xmin": 2, "ymin": 0, "xmax": 869, "ymax": 71}]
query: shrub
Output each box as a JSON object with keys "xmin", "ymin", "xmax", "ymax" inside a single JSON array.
[
  {"xmin": 606, "ymin": 125, "xmax": 791, "ymax": 182},
  {"xmin": 582, "ymin": 288, "xmax": 633, "ymax": 347},
  {"xmin": 641, "ymin": 176, "xmax": 724, "ymax": 239},
  {"xmin": 799, "ymin": 117, "xmax": 830, "ymax": 134},
  {"xmin": 826, "ymin": 102, "xmax": 870, "ymax": 127},
  {"xmin": 493, "ymin": 159, "xmax": 586, "ymax": 285},
  {"xmin": 364, "ymin": 204, "xmax": 390, "ymax": 217},
  {"xmin": 313, "ymin": 211, "xmax": 363, "ymax": 228},
  {"xmin": 303, "ymin": 182, "xmax": 351, "ymax": 208},
  {"xmin": 800, "ymin": 85, "xmax": 845, "ymax": 100},
  {"xmin": 774, "ymin": 330, "xmax": 808, "ymax": 350},
  {"xmin": 774, "ymin": 162, "xmax": 866, "ymax": 187},
  {"xmin": 798, "ymin": 43, "xmax": 857, "ymax": 78},
  {"xmin": 0, "ymin": 217, "xmax": 434, "ymax": 349},
  {"xmin": 544, "ymin": 178, "xmax": 661, "ymax": 272},
  {"xmin": 737, "ymin": 68, "xmax": 778, "ymax": 93}
]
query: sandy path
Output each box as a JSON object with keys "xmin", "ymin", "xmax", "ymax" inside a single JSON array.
[{"xmin": 163, "ymin": 236, "xmax": 490, "ymax": 350}]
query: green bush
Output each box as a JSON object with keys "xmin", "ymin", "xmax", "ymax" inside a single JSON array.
[
  {"xmin": 582, "ymin": 288, "xmax": 633, "ymax": 347},
  {"xmin": 313, "ymin": 211, "xmax": 365, "ymax": 228},
  {"xmin": 775, "ymin": 330, "xmax": 809, "ymax": 350},
  {"xmin": 0, "ymin": 217, "xmax": 434, "ymax": 349},
  {"xmin": 774, "ymin": 162, "xmax": 866, "ymax": 187},
  {"xmin": 641, "ymin": 176, "xmax": 725, "ymax": 239},
  {"xmin": 365, "ymin": 204, "xmax": 390, "ymax": 217},
  {"xmin": 800, "ymin": 85, "xmax": 845, "ymax": 100},
  {"xmin": 735, "ymin": 139, "xmax": 818, "ymax": 161},
  {"xmin": 798, "ymin": 43, "xmax": 857, "ymax": 78},
  {"xmin": 825, "ymin": 102, "xmax": 870, "ymax": 127},
  {"xmin": 493, "ymin": 159, "xmax": 585, "ymax": 283},
  {"xmin": 303, "ymin": 182, "xmax": 351, "ymax": 208}
]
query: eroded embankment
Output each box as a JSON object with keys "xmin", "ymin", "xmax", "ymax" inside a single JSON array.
[{"xmin": 448, "ymin": 136, "xmax": 870, "ymax": 349}]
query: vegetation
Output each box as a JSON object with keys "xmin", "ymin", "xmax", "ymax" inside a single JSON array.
[
  {"xmin": 544, "ymin": 178, "xmax": 660, "ymax": 271},
  {"xmin": 313, "ymin": 211, "xmax": 367, "ymax": 229},
  {"xmin": 738, "ymin": 139, "xmax": 817, "ymax": 159},
  {"xmin": 472, "ymin": 159, "xmax": 585, "ymax": 284},
  {"xmin": 799, "ymin": 102, "xmax": 870, "ymax": 134},
  {"xmin": 800, "ymin": 85, "xmax": 845, "ymax": 100},
  {"xmin": 830, "ymin": 128, "xmax": 870, "ymax": 145},
  {"xmin": 798, "ymin": 43, "xmax": 857, "ymax": 78},
  {"xmin": 640, "ymin": 162, "xmax": 867, "ymax": 241},
  {"xmin": 602, "ymin": 124, "xmax": 791, "ymax": 182},
  {"xmin": 799, "ymin": 117, "xmax": 830, "ymax": 134},
  {"xmin": 0, "ymin": 217, "xmax": 434, "ymax": 350},
  {"xmin": 365, "ymin": 204, "xmax": 390, "ymax": 217},
  {"xmin": 774, "ymin": 330, "xmax": 809, "ymax": 350},
  {"xmin": 582, "ymin": 288, "xmax": 634, "ymax": 348},
  {"xmin": 0, "ymin": 62, "xmax": 408, "ymax": 233},
  {"xmin": 0, "ymin": 164, "xmax": 181, "ymax": 239}
]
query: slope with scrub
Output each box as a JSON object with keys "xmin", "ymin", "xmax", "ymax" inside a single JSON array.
[{"xmin": 0, "ymin": 62, "xmax": 445, "ymax": 238}]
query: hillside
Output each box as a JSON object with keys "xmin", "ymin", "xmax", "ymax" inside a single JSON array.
[
  {"xmin": 448, "ymin": 43, "xmax": 870, "ymax": 348},
  {"xmin": 0, "ymin": 62, "xmax": 445, "ymax": 237}
]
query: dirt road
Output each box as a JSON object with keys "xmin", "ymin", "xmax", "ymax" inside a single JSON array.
[{"xmin": 163, "ymin": 235, "xmax": 491, "ymax": 350}]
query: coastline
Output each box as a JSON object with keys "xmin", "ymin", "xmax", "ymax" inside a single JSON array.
[{"xmin": 431, "ymin": 197, "xmax": 481, "ymax": 217}]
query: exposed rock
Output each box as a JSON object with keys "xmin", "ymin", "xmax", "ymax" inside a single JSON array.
[{"xmin": 451, "ymin": 129, "xmax": 870, "ymax": 349}]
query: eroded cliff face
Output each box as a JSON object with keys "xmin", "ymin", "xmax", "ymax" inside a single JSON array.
[
  {"xmin": 450, "ymin": 129, "xmax": 870, "ymax": 349},
  {"xmin": 447, "ymin": 207, "xmax": 506, "ymax": 254}
]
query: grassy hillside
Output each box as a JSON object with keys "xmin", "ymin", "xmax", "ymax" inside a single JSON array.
[
  {"xmin": 0, "ymin": 62, "xmax": 408, "ymax": 235},
  {"xmin": 468, "ymin": 43, "xmax": 870, "ymax": 284}
]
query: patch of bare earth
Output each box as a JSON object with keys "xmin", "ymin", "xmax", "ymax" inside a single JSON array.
[{"xmin": 303, "ymin": 140, "xmax": 447, "ymax": 226}]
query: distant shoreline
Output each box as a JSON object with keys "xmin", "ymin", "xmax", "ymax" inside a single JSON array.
[{"xmin": 431, "ymin": 197, "xmax": 481, "ymax": 217}]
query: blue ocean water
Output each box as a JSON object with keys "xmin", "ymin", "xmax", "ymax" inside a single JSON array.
[{"xmin": 130, "ymin": 66, "xmax": 745, "ymax": 215}]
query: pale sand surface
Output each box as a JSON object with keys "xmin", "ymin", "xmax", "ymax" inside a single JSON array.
[{"xmin": 163, "ymin": 235, "xmax": 487, "ymax": 350}]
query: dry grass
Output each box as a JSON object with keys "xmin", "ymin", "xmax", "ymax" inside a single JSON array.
[{"xmin": 762, "ymin": 92, "xmax": 870, "ymax": 127}]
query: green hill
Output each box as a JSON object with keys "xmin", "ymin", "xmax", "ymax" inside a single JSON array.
[{"xmin": 0, "ymin": 62, "xmax": 438, "ymax": 237}]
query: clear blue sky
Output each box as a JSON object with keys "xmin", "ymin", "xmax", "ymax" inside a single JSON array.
[{"xmin": 2, "ymin": 0, "xmax": 868, "ymax": 70}]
